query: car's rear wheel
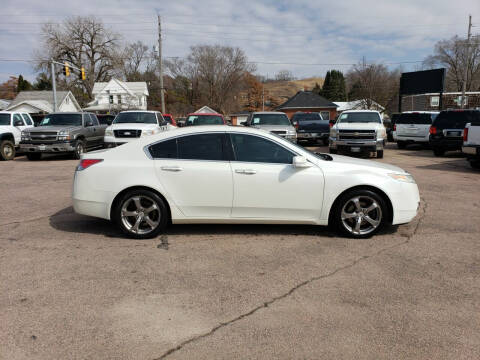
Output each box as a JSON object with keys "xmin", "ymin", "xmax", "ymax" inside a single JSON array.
[
  {"xmin": 322, "ymin": 138, "xmax": 329, "ymax": 146},
  {"xmin": 397, "ymin": 141, "xmax": 406, "ymax": 149},
  {"xmin": 470, "ymin": 160, "xmax": 480, "ymax": 170},
  {"xmin": 332, "ymin": 189, "xmax": 388, "ymax": 238},
  {"xmin": 0, "ymin": 140, "xmax": 15, "ymax": 161},
  {"xmin": 114, "ymin": 189, "xmax": 168, "ymax": 239},
  {"xmin": 433, "ymin": 148, "xmax": 445, "ymax": 157},
  {"xmin": 26, "ymin": 153, "xmax": 42, "ymax": 161}
]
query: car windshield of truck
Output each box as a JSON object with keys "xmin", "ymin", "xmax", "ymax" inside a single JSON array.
[
  {"xmin": 251, "ymin": 114, "xmax": 291, "ymax": 126},
  {"xmin": 397, "ymin": 113, "xmax": 436, "ymax": 125},
  {"xmin": 163, "ymin": 115, "xmax": 173, "ymax": 124},
  {"xmin": 39, "ymin": 114, "xmax": 82, "ymax": 126},
  {"xmin": 0, "ymin": 114, "xmax": 10, "ymax": 125},
  {"xmin": 292, "ymin": 113, "xmax": 323, "ymax": 122},
  {"xmin": 186, "ymin": 115, "xmax": 223, "ymax": 125},
  {"xmin": 433, "ymin": 111, "xmax": 480, "ymax": 128},
  {"xmin": 337, "ymin": 112, "xmax": 381, "ymax": 124},
  {"xmin": 114, "ymin": 112, "xmax": 157, "ymax": 124}
]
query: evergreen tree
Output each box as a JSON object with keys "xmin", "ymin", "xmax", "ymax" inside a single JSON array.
[
  {"xmin": 320, "ymin": 70, "xmax": 346, "ymax": 101},
  {"xmin": 312, "ymin": 82, "xmax": 322, "ymax": 95},
  {"xmin": 17, "ymin": 75, "xmax": 32, "ymax": 92},
  {"xmin": 33, "ymin": 73, "xmax": 52, "ymax": 90}
]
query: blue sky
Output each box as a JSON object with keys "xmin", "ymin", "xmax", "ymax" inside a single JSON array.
[{"xmin": 0, "ymin": 0, "xmax": 479, "ymax": 83}]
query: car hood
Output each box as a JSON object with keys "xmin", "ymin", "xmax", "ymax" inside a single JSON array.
[
  {"xmin": 335, "ymin": 122, "xmax": 383, "ymax": 130},
  {"xmin": 27, "ymin": 126, "xmax": 82, "ymax": 133},
  {"xmin": 252, "ymin": 124, "xmax": 295, "ymax": 132},
  {"xmin": 326, "ymin": 154, "xmax": 406, "ymax": 173},
  {"xmin": 107, "ymin": 123, "xmax": 159, "ymax": 131}
]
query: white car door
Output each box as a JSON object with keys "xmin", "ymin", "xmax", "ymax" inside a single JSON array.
[
  {"xmin": 11, "ymin": 113, "xmax": 27, "ymax": 144},
  {"xmin": 150, "ymin": 132, "xmax": 233, "ymax": 217},
  {"xmin": 229, "ymin": 133, "xmax": 324, "ymax": 221}
]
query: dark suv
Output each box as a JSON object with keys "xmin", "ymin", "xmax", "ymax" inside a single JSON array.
[{"xmin": 429, "ymin": 110, "xmax": 480, "ymax": 156}]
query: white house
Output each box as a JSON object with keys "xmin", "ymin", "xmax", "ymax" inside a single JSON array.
[
  {"xmin": 84, "ymin": 78, "xmax": 149, "ymax": 112},
  {"xmin": 194, "ymin": 105, "xmax": 219, "ymax": 114},
  {"xmin": 0, "ymin": 99, "xmax": 11, "ymax": 110},
  {"xmin": 334, "ymin": 99, "xmax": 385, "ymax": 114},
  {"xmin": 6, "ymin": 91, "xmax": 81, "ymax": 114}
]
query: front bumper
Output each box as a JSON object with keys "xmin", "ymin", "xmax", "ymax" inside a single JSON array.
[
  {"xmin": 329, "ymin": 138, "xmax": 384, "ymax": 152},
  {"xmin": 390, "ymin": 181, "xmax": 420, "ymax": 225},
  {"xmin": 20, "ymin": 141, "xmax": 75, "ymax": 153},
  {"xmin": 277, "ymin": 134, "xmax": 297, "ymax": 143},
  {"xmin": 104, "ymin": 135, "xmax": 137, "ymax": 147},
  {"xmin": 297, "ymin": 132, "xmax": 329, "ymax": 141}
]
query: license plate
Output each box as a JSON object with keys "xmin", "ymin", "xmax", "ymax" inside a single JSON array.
[
  {"xmin": 447, "ymin": 131, "xmax": 461, "ymax": 137},
  {"xmin": 351, "ymin": 147, "xmax": 361, "ymax": 152},
  {"xmin": 39, "ymin": 145, "xmax": 46, "ymax": 151},
  {"xmin": 311, "ymin": 133, "xmax": 318, "ymax": 137}
]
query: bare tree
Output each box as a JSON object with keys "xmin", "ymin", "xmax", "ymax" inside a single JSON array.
[
  {"xmin": 423, "ymin": 35, "xmax": 480, "ymax": 91},
  {"xmin": 120, "ymin": 41, "xmax": 150, "ymax": 81},
  {"xmin": 34, "ymin": 16, "xmax": 121, "ymax": 101},
  {"xmin": 274, "ymin": 69, "xmax": 295, "ymax": 81}
]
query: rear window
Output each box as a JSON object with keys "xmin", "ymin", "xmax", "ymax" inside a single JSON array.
[
  {"xmin": 186, "ymin": 115, "xmax": 223, "ymax": 126},
  {"xmin": 114, "ymin": 112, "xmax": 157, "ymax": 124},
  {"xmin": 433, "ymin": 111, "xmax": 480, "ymax": 129},
  {"xmin": 291, "ymin": 113, "xmax": 323, "ymax": 122},
  {"xmin": 397, "ymin": 113, "xmax": 436, "ymax": 125},
  {"xmin": 250, "ymin": 113, "xmax": 291, "ymax": 126}
]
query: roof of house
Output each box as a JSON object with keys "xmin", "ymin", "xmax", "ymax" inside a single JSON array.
[
  {"xmin": 277, "ymin": 91, "xmax": 338, "ymax": 110},
  {"xmin": 7, "ymin": 91, "xmax": 70, "ymax": 109},
  {"xmin": 194, "ymin": 105, "xmax": 219, "ymax": 114},
  {"xmin": 92, "ymin": 79, "xmax": 149, "ymax": 96},
  {"xmin": 334, "ymin": 99, "xmax": 385, "ymax": 112}
]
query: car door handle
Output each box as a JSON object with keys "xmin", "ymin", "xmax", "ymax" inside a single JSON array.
[
  {"xmin": 235, "ymin": 169, "xmax": 256, "ymax": 175},
  {"xmin": 161, "ymin": 166, "xmax": 183, "ymax": 172}
]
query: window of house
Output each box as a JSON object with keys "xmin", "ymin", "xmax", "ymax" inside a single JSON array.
[
  {"xmin": 230, "ymin": 133, "xmax": 294, "ymax": 164},
  {"xmin": 65, "ymin": 97, "xmax": 70, "ymax": 104},
  {"xmin": 118, "ymin": 95, "xmax": 122, "ymax": 104},
  {"xmin": 430, "ymin": 96, "xmax": 439, "ymax": 107},
  {"xmin": 455, "ymin": 96, "xmax": 468, "ymax": 106},
  {"xmin": 320, "ymin": 111, "xmax": 330, "ymax": 120},
  {"xmin": 109, "ymin": 95, "xmax": 114, "ymax": 104}
]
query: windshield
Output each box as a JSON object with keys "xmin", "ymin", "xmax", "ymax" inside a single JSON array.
[
  {"xmin": 251, "ymin": 114, "xmax": 291, "ymax": 126},
  {"xmin": 397, "ymin": 113, "xmax": 436, "ymax": 125},
  {"xmin": 186, "ymin": 115, "xmax": 223, "ymax": 125},
  {"xmin": 0, "ymin": 114, "xmax": 10, "ymax": 126},
  {"xmin": 163, "ymin": 115, "xmax": 173, "ymax": 124},
  {"xmin": 433, "ymin": 110, "xmax": 480, "ymax": 128},
  {"xmin": 337, "ymin": 112, "xmax": 381, "ymax": 124},
  {"xmin": 292, "ymin": 113, "xmax": 323, "ymax": 121},
  {"xmin": 114, "ymin": 112, "xmax": 158, "ymax": 124},
  {"xmin": 39, "ymin": 114, "xmax": 82, "ymax": 126}
]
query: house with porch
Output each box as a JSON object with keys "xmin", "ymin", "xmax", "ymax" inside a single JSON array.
[{"xmin": 276, "ymin": 91, "xmax": 338, "ymax": 120}]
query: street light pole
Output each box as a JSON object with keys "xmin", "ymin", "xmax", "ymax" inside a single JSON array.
[
  {"xmin": 51, "ymin": 60, "xmax": 57, "ymax": 112},
  {"xmin": 461, "ymin": 15, "xmax": 472, "ymax": 109},
  {"xmin": 158, "ymin": 15, "xmax": 165, "ymax": 114}
]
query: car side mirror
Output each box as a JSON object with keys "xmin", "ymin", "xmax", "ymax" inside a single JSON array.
[
  {"xmin": 85, "ymin": 120, "xmax": 93, "ymax": 127},
  {"xmin": 292, "ymin": 156, "xmax": 312, "ymax": 168},
  {"xmin": 14, "ymin": 120, "xmax": 24, "ymax": 127}
]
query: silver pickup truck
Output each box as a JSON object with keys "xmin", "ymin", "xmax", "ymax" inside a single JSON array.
[
  {"xmin": 243, "ymin": 111, "xmax": 297, "ymax": 142},
  {"xmin": 20, "ymin": 112, "xmax": 106, "ymax": 160}
]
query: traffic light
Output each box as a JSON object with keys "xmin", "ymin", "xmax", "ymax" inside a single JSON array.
[
  {"xmin": 81, "ymin": 67, "xmax": 86, "ymax": 81},
  {"xmin": 63, "ymin": 62, "xmax": 70, "ymax": 77}
]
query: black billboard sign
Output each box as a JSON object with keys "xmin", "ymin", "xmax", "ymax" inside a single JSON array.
[{"xmin": 400, "ymin": 68, "xmax": 445, "ymax": 96}]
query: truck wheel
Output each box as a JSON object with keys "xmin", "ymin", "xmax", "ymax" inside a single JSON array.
[
  {"xmin": 331, "ymin": 189, "xmax": 388, "ymax": 238},
  {"xmin": 329, "ymin": 148, "xmax": 337, "ymax": 154},
  {"xmin": 397, "ymin": 141, "xmax": 406, "ymax": 149},
  {"xmin": 433, "ymin": 148, "xmax": 445, "ymax": 157},
  {"xmin": 377, "ymin": 150, "xmax": 384, "ymax": 159},
  {"xmin": 322, "ymin": 138, "xmax": 329, "ymax": 146},
  {"xmin": 0, "ymin": 140, "xmax": 15, "ymax": 161},
  {"xmin": 470, "ymin": 160, "xmax": 480, "ymax": 170},
  {"xmin": 26, "ymin": 153, "xmax": 42, "ymax": 161},
  {"xmin": 73, "ymin": 140, "xmax": 86, "ymax": 160}
]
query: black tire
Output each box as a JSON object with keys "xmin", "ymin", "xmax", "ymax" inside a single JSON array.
[
  {"xmin": 433, "ymin": 148, "xmax": 445, "ymax": 157},
  {"xmin": 73, "ymin": 140, "xmax": 86, "ymax": 160},
  {"xmin": 329, "ymin": 148, "xmax": 337, "ymax": 154},
  {"xmin": 470, "ymin": 160, "xmax": 480, "ymax": 170},
  {"xmin": 26, "ymin": 153, "xmax": 42, "ymax": 161},
  {"xmin": 113, "ymin": 189, "xmax": 169, "ymax": 239},
  {"xmin": 322, "ymin": 138, "xmax": 329, "ymax": 146},
  {"xmin": 397, "ymin": 141, "xmax": 406, "ymax": 149},
  {"xmin": 331, "ymin": 189, "xmax": 388, "ymax": 239},
  {"xmin": 0, "ymin": 140, "xmax": 15, "ymax": 161},
  {"xmin": 377, "ymin": 150, "xmax": 384, "ymax": 159}
]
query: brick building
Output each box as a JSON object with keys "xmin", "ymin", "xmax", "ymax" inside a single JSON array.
[
  {"xmin": 276, "ymin": 91, "xmax": 338, "ymax": 120},
  {"xmin": 401, "ymin": 92, "xmax": 480, "ymax": 112}
]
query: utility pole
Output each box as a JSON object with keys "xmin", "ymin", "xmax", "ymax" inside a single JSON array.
[
  {"xmin": 461, "ymin": 15, "xmax": 472, "ymax": 109},
  {"xmin": 262, "ymin": 83, "xmax": 265, "ymax": 111},
  {"xmin": 158, "ymin": 15, "xmax": 165, "ymax": 114},
  {"xmin": 51, "ymin": 60, "xmax": 57, "ymax": 112}
]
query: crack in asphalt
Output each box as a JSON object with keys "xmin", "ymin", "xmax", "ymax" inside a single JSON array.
[{"xmin": 154, "ymin": 199, "xmax": 428, "ymax": 359}]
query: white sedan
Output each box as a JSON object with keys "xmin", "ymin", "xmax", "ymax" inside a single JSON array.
[{"xmin": 73, "ymin": 125, "xmax": 420, "ymax": 239}]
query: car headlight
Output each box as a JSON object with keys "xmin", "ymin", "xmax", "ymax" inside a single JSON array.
[
  {"xmin": 141, "ymin": 129, "xmax": 160, "ymax": 137},
  {"xmin": 377, "ymin": 128, "xmax": 386, "ymax": 139},
  {"xmin": 330, "ymin": 128, "xmax": 337, "ymax": 138},
  {"xmin": 21, "ymin": 131, "xmax": 30, "ymax": 140},
  {"xmin": 105, "ymin": 129, "xmax": 114, "ymax": 137},
  {"xmin": 287, "ymin": 129, "xmax": 296, "ymax": 135},
  {"xmin": 388, "ymin": 173, "xmax": 416, "ymax": 183}
]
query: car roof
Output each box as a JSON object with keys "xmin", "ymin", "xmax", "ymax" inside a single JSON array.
[
  {"xmin": 402, "ymin": 111, "xmax": 439, "ymax": 114},
  {"xmin": 341, "ymin": 110, "xmax": 381, "ymax": 114},
  {"xmin": 187, "ymin": 113, "xmax": 224, "ymax": 116},
  {"xmin": 251, "ymin": 111, "xmax": 286, "ymax": 115},
  {"xmin": 118, "ymin": 110, "xmax": 160, "ymax": 114}
]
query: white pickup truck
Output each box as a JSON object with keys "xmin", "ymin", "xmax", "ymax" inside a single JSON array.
[
  {"xmin": 0, "ymin": 111, "xmax": 35, "ymax": 160},
  {"xmin": 462, "ymin": 119, "xmax": 480, "ymax": 169},
  {"xmin": 329, "ymin": 110, "xmax": 387, "ymax": 158}
]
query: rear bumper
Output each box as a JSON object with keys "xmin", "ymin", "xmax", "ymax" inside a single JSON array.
[
  {"xmin": 20, "ymin": 141, "xmax": 75, "ymax": 153},
  {"xmin": 395, "ymin": 134, "xmax": 429, "ymax": 143},
  {"xmin": 462, "ymin": 145, "xmax": 480, "ymax": 158},
  {"xmin": 429, "ymin": 136, "xmax": 462, "ymax": 150}
]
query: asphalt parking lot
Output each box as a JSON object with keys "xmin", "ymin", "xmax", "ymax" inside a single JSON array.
[{"xmin": 1, "ymin": 143, "xmax": 480, "ymax": 360}]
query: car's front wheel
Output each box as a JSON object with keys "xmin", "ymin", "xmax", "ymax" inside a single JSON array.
[
  {"xmin": 329, "ymin": 148, "xmax": 337, "ymax": 154},
  {"xmin": 0, "ymin": 140, "xmax": 15, "ymax": 160},
  {"xmin": 332, "ymin": 189, "xmax": 388, "ymax": 238},
  {"xmin": 113, "ymin": 189, "xmax": 169, "ymax": 239},
  {"xmin": 377, "ymin": 150, "xmax": 384, "ymax": 158},
  {"xmin": 73, "ymin": 140, "xmax": 86, "ymax": 159}
]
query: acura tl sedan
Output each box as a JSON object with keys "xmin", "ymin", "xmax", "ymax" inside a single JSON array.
[{"xmin": 73, "ymin": 126, "xmax": 420, "ymax": 239}]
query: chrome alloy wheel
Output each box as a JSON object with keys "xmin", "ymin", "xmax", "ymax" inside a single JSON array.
[
  {"xmin": 3, "ymin": 143, "xmax": 13, "ymax": 158},
  {"xmin": 120, "ymin": 195, "xmax": 161, "ymax": 235},
  {"xmin": 341, "ymin": 195, "xmax": 382, "ymax": 236}
]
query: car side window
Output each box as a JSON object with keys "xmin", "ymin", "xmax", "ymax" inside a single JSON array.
[
  {"xmin": 89, "ymin": 114, "xmax": 99, "ymax": 126},
  {"xmin": 21, "ymin": 114, "xmax": 33, "ymax": 125},
  {"xmin": 230, "ymin": 133, "xmax": 295, "ymax": 164},
  {"xmin": 157, "ymin": 113, "xmax": 167, "ymax": 126},
  {"xmin": 13, "ymin": 114, "xmax": 25, "ymax": 126},
  {"xmin": 178, "ymin": 133, "xmax": 225, "ymax": 161},
  {"xmin": 149, "ymin": 138, "xmax": 177, "ymax": 158}
]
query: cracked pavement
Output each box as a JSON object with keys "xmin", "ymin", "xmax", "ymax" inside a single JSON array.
[{"xmin": 1, "ymin": 145, "xmax": 480, "ymax": 359}]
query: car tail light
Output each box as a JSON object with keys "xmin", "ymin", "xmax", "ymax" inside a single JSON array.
[
  {"xmin": 329, "ymin": 122, "xmax": 333, "ymax": 128},
  {"xmin": 463, "ymin": 127, "xmax": 469, "ymax": 142},
  {"xmin": 429, "ymin": 126, "xmax": 437, "ymax": 135},
  {"xmin": 77, "ymin": 159, "xmax": 103, "ymax": 171},
  {"xmin": 393, "ymin": 124, "xmax": 396, "ymax": 131}
]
